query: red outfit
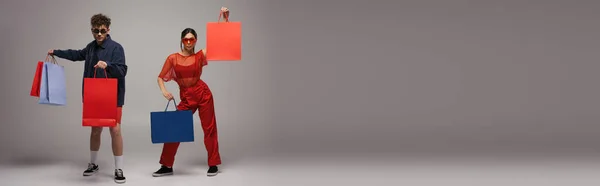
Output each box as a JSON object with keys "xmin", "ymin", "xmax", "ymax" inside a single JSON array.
[
  {"xmin": 116, "ymin": 107, "xmax": 122, "ymax": 124},
  {"xmin": 157, "ymin": 51, "xmax": 222, "ymax": 167}
]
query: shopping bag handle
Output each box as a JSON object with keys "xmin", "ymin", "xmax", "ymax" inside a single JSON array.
[
  {"xmin": 92, "ymin": 67, "xmax": 109, "ymax": 79},
  {"xmin": 45, "ymin": 55, "xmax": 58, "ymax": 64},
  {"xmin": 217, "ymin": 9, "xmax": 230, "ymax": 23},
  {"xmin": 164, "ymin": 99, "xmax": 178, "ymax": 111}
]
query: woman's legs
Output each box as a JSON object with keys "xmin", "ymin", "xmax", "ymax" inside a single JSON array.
[
  {"xmin": 159, "ymin": 142, "xmax": 180, "ymax": 167},
  {"xmin": 153, "ymin": 142, "xmax": 179, "ymax": 177},
  {"xmin": 198, "ymin": 86, "xmax": 222, "ymax": 167},
  {"xmin": 154, "ymin": 100, "xmax": 194, "ymax": 177},
  {"xmin": 155, "ymin": 80, "xmax": 221, "ymax": 176},
  {"xmin": 197, "ymin": 83, "xmax": 221, "ymax": 176},
  {"xmin": 158, "ymin": 100, "xmax": 195, "ymax": 168}
]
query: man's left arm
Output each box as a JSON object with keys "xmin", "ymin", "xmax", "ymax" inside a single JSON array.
[{"xmin": 105, "ymin": 46, "xmax": 128, "ymax": 78}]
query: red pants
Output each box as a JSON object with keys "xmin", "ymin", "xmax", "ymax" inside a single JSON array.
[{"xmin": 159, "ymin": 80, "xmax": 222, "ymax": 167}]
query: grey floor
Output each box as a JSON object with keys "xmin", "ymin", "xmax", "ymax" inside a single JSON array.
[{"xmin": 1, "ymin": 153, "xmax": 600, "ymax": 186}]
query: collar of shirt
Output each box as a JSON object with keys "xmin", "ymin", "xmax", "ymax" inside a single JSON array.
[{"xmin": 96, "ymin": 34, "xmax": 112, "ymax": 49}]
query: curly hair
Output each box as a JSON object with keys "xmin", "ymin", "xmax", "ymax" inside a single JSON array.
[{"xmin": 90, "ymin": 13, "xmax": 111, "ymax": 28}]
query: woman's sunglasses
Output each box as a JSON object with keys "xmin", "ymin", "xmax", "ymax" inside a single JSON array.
[{"xmin": 182, "ymin": 38, "xmax": 197, "ymax": 44}]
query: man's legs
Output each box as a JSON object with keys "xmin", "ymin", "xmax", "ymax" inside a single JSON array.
[
  {"xmin": 109, "ymin": 107, "xmax": 124, "ymax": 166},
  {"xmin": 110, "ymin": 124, "xmax": 123, "ymax": 167},
  {"xmin": 109, "ymin": 107, "xmax": 125, "ymax": 183},
  {"xmin": 83, "ymin": 127, "xmax": 102, "ymax": 176},
  {"xmin": 90, "ymin": 127, "xmax": 103, "ymax": 159}
]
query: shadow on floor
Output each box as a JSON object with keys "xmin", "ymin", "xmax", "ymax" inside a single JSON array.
[{"xmin": 0, "ymin": 156, "xmax": 69, "ymax": 167}]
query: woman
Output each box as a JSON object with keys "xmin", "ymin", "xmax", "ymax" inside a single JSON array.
[{"xmin": 153, "ymin": 7, "xmax": 229, "ymax": 177}]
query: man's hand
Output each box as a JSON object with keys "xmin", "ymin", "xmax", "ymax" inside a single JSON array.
[
  {"xmin": 94, "ymin": 61, "xmax": 108, "ymax": 69},
  {"xmin": 48, "ymin": 49, "xmax": 54, "ymax": 55}
]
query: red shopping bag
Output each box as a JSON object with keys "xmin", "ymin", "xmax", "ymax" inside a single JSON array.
[
  {"xmin": 206, "ymin": 10, "xmax": 241, "ymax": 61},
  {"xmin": 30, "ymin": 62, "xmax": 43, "ymax": 97},
  {"xmin": 30, "ymin": 55, "xmax": 55, "ymax": 97},
  {"xmin": 82, "ymin": 69, "xmax": 118, "ymax": 127}
]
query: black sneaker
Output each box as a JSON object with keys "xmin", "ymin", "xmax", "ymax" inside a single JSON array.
[
  {"xmin": 152, "ymin": 165, "xmax": 173, "ymax": 177},
  {"xmin": 83, "ymin": 163, "xmax": 99, "ymax": 176},
  {"xmin": 207, "ymin": 166, "xmax": 219, "ymax": 176},
  {"xmin": 114, "ymin": 169, "xmax": 126, "ymax": 184}
]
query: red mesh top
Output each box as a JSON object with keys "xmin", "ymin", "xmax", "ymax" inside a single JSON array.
[{"xmin": 158, "ymin": 50, "xmax": 208, "ymax": 87}]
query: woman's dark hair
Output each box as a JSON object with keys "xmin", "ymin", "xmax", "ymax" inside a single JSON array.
[{"xmin": 180, "ymin": 28, "xmax": 198, "ymax": 51}]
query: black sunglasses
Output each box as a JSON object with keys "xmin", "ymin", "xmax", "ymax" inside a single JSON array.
[{"xmin": 92, "ymin": 28, "xmax": 107, "ymax": 34}]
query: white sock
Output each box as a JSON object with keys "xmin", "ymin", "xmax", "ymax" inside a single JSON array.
[
  {"xmin": 90, "ymin": 151, "xmax": 98, "ymax": 164},
  {"xmin": 114, "ymin": 156, "xmax": 123, "ymax": 170}
]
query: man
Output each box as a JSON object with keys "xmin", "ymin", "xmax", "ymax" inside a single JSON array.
[{"xmin": 48, "ymin": 13, "xmax": 127, "ymax": 184}]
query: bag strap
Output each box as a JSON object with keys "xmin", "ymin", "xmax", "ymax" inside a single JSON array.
[
  {"xmin": 93, "ymin": 67, "xmax": 109, "ymax": 79},
  {"xmin": 45, "ymin": 55, "xmax": 58, "ymax": 64},
  {"xmin": 164, "ymin": 99, "xmax": 178, "ymax": 111}
]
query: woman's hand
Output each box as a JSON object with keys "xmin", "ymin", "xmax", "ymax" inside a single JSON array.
[
  {"xmin": 221, "ymin": 7, "xmax": 230, "ymax": 20},
  {"xmin": 162, "ymin": 91, "xmax": 174, "ymax": 100}
]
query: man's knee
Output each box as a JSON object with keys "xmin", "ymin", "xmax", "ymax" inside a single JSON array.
[
  {"xmin": 110, "ymin": 124, "xmax": 121, "ymax": 136},
  {"xmin": 91, "ymin": 127, "xmax": 103, "ymax": 137}
]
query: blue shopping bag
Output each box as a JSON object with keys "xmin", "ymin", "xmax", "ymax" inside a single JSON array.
[
  {"xmin": 38, "ymin": 57, "xmax": 67, "ymax": 106},
  {"xmin": 150, "ymin": 99, "xmax": 195, "ymax": 144}
]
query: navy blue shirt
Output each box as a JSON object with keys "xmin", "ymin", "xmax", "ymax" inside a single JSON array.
[{"xmin": 53, "ymin": 35, "xmax": 127, "ymax": 107}]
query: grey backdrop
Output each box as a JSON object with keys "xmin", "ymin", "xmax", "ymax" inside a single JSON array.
[{"xmin": 2, "ymin": 0, "xmax": 600, "ymax": 164}]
